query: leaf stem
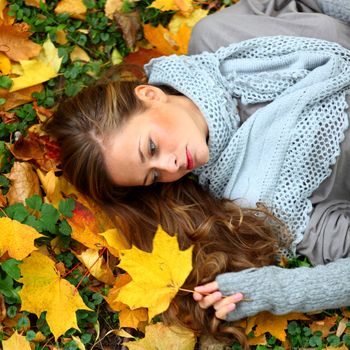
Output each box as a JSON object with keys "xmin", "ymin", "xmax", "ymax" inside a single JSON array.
[{"xmin": 178, "ymin": 287, "xmax": 253, "ymax": 301}]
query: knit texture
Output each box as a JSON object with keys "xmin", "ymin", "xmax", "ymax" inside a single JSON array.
[
  {"xmin": 317, "ymin": 0, "xmax": 350, "ymax": 23},
  {"xmin": 145, "ymin": 36, "xmax": 350, "ymax": 254},
  {"xmin": 216, "ymin": 258, "xmax": 350, "ymax": 321}
]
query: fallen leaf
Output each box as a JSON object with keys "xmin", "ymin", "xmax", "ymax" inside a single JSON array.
[
  {"xmin": 10, "ymin": 37, "xmax": 62, "ymax": 92},
  {"xmin": 19, "ymin": 251, "xmax": 92, "ymax": 339},
  {"xmin": 0, "ymin": 84, "xmax": 43, "ymax": 111},
  {"xmin": 70, "ymin": 45, "xmax": 90, "ymax": 62},
  {"xmin": 150, "ymin": 0, "xmax": 193, "ymax": 16},
  {"xmin": 116, "ymin": 226, "xmax": 193, "ymax": 320},
  {"xmin": 2, "ymin": 331, "xmax": 32, "ymax": 350},
  {"xmin": 55, "ymin": 29, "xmax": 67, "ymax": 45},
  {"xmin": 0, "ymin": 294, "xmax": 6, "ymax": 322},
  {"xmin": 247, "ymin": 334, "xmax": 267, "ymax": 346},
  {"xmin": 341, "ymin": 307, "xmax": 350, "ymax": 318},
  {"xmin": 0, "ymin": 24, "xmax": 41, "ymax": 61},
  {"xmin": 0, "ymin": 217, "xmax": 43, "ymax": 260},
  {"xmin": 325, "ymin": 346, "xmax": 348, "ymax": 350},
  {"xmin": 105, "ymin": 0, "xmax": 124, "ymax": 18},
  {"xmin": 114, "ymin": 329, "xmax": 135, "ymax": 339},
  {"xmin": 6, "ymin": 162, "xmax": 41, "ymax": 205},
  {"xmin": 144, "ymin": 22, "xmax": 191, "ymax": 55},
  {"xmin": 113, "ymin": 11, "xmax": 141, "ymax": 49},
  {"xmin": 24, "ymin": 0, "xmax": 46, "ymax": 7},
  {"xmin": 336, "ymin": 317, "xmax": 348, "ymax": 337},
  {"xmin": 106, "ymin": 273, "xmax": 148, "ymax": 329},
  {"xmin": 0, "ymin": 0, "xmax": 6, "ymax": 20},
  {"xmin": 124, "ymin": 47, "xmax": 163, "ymax": 67},
  {"xmin": 36, "ymin": 170, "xmax": 77, "ymax": 208},
  {"xmin": 168, "ymin": 8, "xmax": 208, "ymax": 33},
  {"xmin": 75, "ymin": 248, "xmax": 115, "ymax": 285},
  {"xmin": 0, "ymin": 51, "xmax": 10, "ymax": 74},
  {"xmin": 33, "ymin": 331, "xmax": 46, "ymax": 342},
  {"xmin": 125, "ymin": 323, "xmax": 196, "ymax": 350},
  {"xmin": 246, "ymin": 312, "xmax": 309, "ymax": 342},
  {"xmin": 68, "ymin": 201, "xmax": 110, "ymax": 250},
  {"xmin": 0, "ymin": 111, "xmax": 18, "ymax": 123},
  {"xmin": 55, "ymin": 0, "xmax": 87, "ymax": 20},
  {"xmin": 71, "ymin": 335, "xmax": 86, "ymax": 350},
  {"xmin": 310, "ymin": 315, "xmax": 337, "ymax": 338},
  {"xmin": 100, "ymin": 228, "xmax": 129, "ymax": 257}
]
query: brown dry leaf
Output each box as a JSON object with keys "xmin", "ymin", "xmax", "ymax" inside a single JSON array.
[
  {"xmin": 105, "ymin": 0, "xmax": 124, "ymax": 18},
  {"xmin": 55, "ymin": 0, "xmax": 87, "ymax": 20},
  {"xmin": 0, "ymin": 51, "xmax": 10, "ymax": 74},
  {"xmin": 246, "ymin": 312, "xmax": 309, "ymax": 342},
  {"xmin": 32, "ymin": 101, "xmax": 53, "ymax": 122},
  {"xmin": 0, "ymin": 294, "xmax": 6, "ymax": 322},
  {"xmin": 8, "ymin": 129, "xmax": 60, "ymax": 172},
  {"xmin": 113, "ymin": 11, "xmax": 141, "ymax": 49},
  {"xmin": 144, "ymin": 23, "xmax": 191, "ymax": 55},
  {"xmin": 70, "ymin": 45, "xmax": 90, "ymax": 62},
  {"xmin": 310, "ymin": 315, "xmax": 337, "ymax": 338},
  {"xmin": 0, "ymin": 84, "xmax": 43, "ymax": 111},
  {"xmin": 0, "ymin": 24, "xmax": 41, "ymax": 61},
  {"xmin": 56, "ymin": 29, "xmax": 67, "ymax": 45},
  {"xmin": 0, "ymin": 111, "xmax": 18, "ymax": 124},
  {"xmin": 341, "ymin": 307, "xmax": 350, "ymax": 318},
  {"xmin": 24, "ymin": 0, "xmax": 46, "ymax": 7},
  {"xmin": 336, "ymin": 317, "xmax": 348, "ymax": 337},
  {"xmin": 325, "ymin": 346, "xmax": 348, "ymax": 350},
  {"xmin": 125, "ymin": 323, "xmax": 196, "ymax": 350},
  {"xmin": 0, "ymin": 191, "xmax": 6, "ymax": 207},
  {"xmin": 5, "ymin": 162, "xmax": 41, "ymax": 205},
  {"xmin": 124, "ymin": 47, "xmax": 163, "ymax": 67},
  {"xmin": 75, "ymin": 248, "xmax": 115, "ymax": 285}
]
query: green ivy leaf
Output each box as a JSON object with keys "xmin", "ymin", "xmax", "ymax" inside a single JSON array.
[
  {"xmin": 5, "ymin": 203, "xmax": 29, "ymax": 222},
  {"xmin": 59, "ymin": 219, "xmax": 72, "ymax": 236},
  {"xmin": 0, "ymin": 259, "xmax": 21, "ymax": 280},
  {"xmin": 0, "ymin": 76, "xmax": 13, "ymax": 89},
  {"xmin": 26, "ymin": 194, "xmax": 43, "ymax": 211},
  {"xmin": 39, "ymin": 203, "xmax": 60, "ymax": 233},
  {"xmin": 59, "ymin": 198, "xmax": 75, "ymax": 218}
]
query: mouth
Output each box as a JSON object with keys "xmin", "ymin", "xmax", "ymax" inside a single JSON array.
[{"xmin": 186, "ymin": 148, "xmax": 194, "ymax": 171}]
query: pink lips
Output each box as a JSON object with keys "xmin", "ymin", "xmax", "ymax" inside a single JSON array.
[{"xmin": 186, "ymin": 148, "xmax": 194, "ymax": 170}]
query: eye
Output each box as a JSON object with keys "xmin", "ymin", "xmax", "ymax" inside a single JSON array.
[{"xmin": 149, "ymin": 138, "xmax": 157, "ymax": 156}]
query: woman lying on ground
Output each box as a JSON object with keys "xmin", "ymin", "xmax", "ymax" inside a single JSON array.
[{"xmin": 45, "ymin": 0, "xmax": 350, "ymax": 339}]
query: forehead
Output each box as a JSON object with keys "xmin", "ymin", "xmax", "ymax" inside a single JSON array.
[{"xmin": 103, "ymin": 118, "xmax": 145, "ymax": 186}]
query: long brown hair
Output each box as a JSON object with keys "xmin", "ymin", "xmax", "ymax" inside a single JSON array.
[
  {"xmin": 104, "ymin": 177, "xmax": 289, "ymax": 349},
  {"xmin": 46, "ymin": 66, "xmax": 289, "ymax": 348}
]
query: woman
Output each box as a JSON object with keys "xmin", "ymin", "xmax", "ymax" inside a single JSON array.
[{"xmin": 45, "ymin": 0, "xmax": 350, "ymax": 328}]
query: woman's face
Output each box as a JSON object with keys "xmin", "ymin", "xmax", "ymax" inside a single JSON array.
[{"xmin": 103, "ymin": 85, "xmax": 209, "ymax": 187}]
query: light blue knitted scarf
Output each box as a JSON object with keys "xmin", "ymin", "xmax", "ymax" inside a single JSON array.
[{"xmin": 145, "ymin": 36, "xmax": 350, "ymax": 253}]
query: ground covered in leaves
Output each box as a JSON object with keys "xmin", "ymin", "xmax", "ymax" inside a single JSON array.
[{"xmin": 0, "ymin": 0, "xmax": 349, "ymax": 349}]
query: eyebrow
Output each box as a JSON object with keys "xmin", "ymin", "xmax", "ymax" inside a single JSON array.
[{"xmin": 139, "ymin": 139, "xmax": 148, "ymax": 186}]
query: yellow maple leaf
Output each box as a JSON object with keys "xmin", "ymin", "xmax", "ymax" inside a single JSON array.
[
  {"xmin": 0, "ymin": 217, "xmax": 43, "ymax": 260},
  {"xmin": 246, "ymin": 312, "xmax": 309, "ymax": 342},
  {"xmin": 70, "ymin": 45, "xmax": 90, "ymax": 62},
  {"xmin": 0, "ymin": 0, "xmax": 6, "ymax": 20},
  {"xmin": 104, "ymin": 0, "xmax": 124, "ymax": 18},
  {"xmin": 125, "ymin": 323, "xmax": 196, "ymax": 350},
  {"xmin": 55, "ymin": 0, "xmax": 87, "ymax": 20},
  {"xmin": 116, "ymin": 226, "xmax": 193, "ymax": 320},
  {"xmin": 0, "ymin": 51, "xmax": 11, "ymax": 74},
  {"xmin": 105, "ymin": 273, "xmax": 148, "ymax": 329},
  {"xmin": 19, "ymin": 251, "xmax": 92, "ymax": 339},
  {"xmin": 75, "ymin": 248, "xmax": 115, "ymax": 285},
  {"xmin": 144, "ymin": 23, "xmax": 191, "ymax": 55},
  {"xmin": 168, "ymin": 8, "xmax": 208, "ymax": 33},
  {"xmin": 2, "ymin": 331, "xmax": 31, "ymax": 350},
  {"xmin": 100, "ymin": 228, "xmax": 130, "ymax": 257},
  {"xmin": 149, "ymin": 0, "xmax": 193, "ymax": 16},
  {"xmin": 10, "ymin": 37, "xmax": 62, "ymax": 92}
]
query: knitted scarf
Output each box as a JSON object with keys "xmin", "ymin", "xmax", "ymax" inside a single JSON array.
[{"xmin": 145, "ymin": 36, "xmax": 350, "ymax": 252}]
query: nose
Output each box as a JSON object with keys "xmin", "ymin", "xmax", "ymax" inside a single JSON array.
[{"xmin": 156, "ymin": 153, "xmax": 179, "ymax": 174}]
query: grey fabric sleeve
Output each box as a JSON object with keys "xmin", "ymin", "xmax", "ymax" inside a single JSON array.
[
  {"xmin": 316, "ymin": 0, "xmax": 350, "ymax": 23},
  {"xmin": 216, "ymin": 258, "xmax": 350, "ymax": 321}
]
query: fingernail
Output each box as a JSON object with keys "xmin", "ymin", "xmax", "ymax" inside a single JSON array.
[{"xmin": 233, "ymin": 293, "xmax": 244, "ymax": 302}]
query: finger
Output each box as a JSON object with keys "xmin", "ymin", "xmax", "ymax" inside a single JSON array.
[
  {"xmin": 213, "ymin": 293, "xmax": 244, "ymax": 311},
  {"xmin": 194, "ymin": 281, "xmax": 219, "ymax": 294},
  {"xmin": 198, "ymin": 291, "xmax": 222, "ymax": 309},
  {"xmin": 215, "ymin": 303, "xmax": 236, "ymax": 320},
  {"xmin": 193, "ymin": 292, "xmax": 203, "ymax": 301}
]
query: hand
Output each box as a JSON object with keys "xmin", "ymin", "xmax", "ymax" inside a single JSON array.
[{"xmin": 193, "ymin": 281, "xmax": 244, "ymax": 320}]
